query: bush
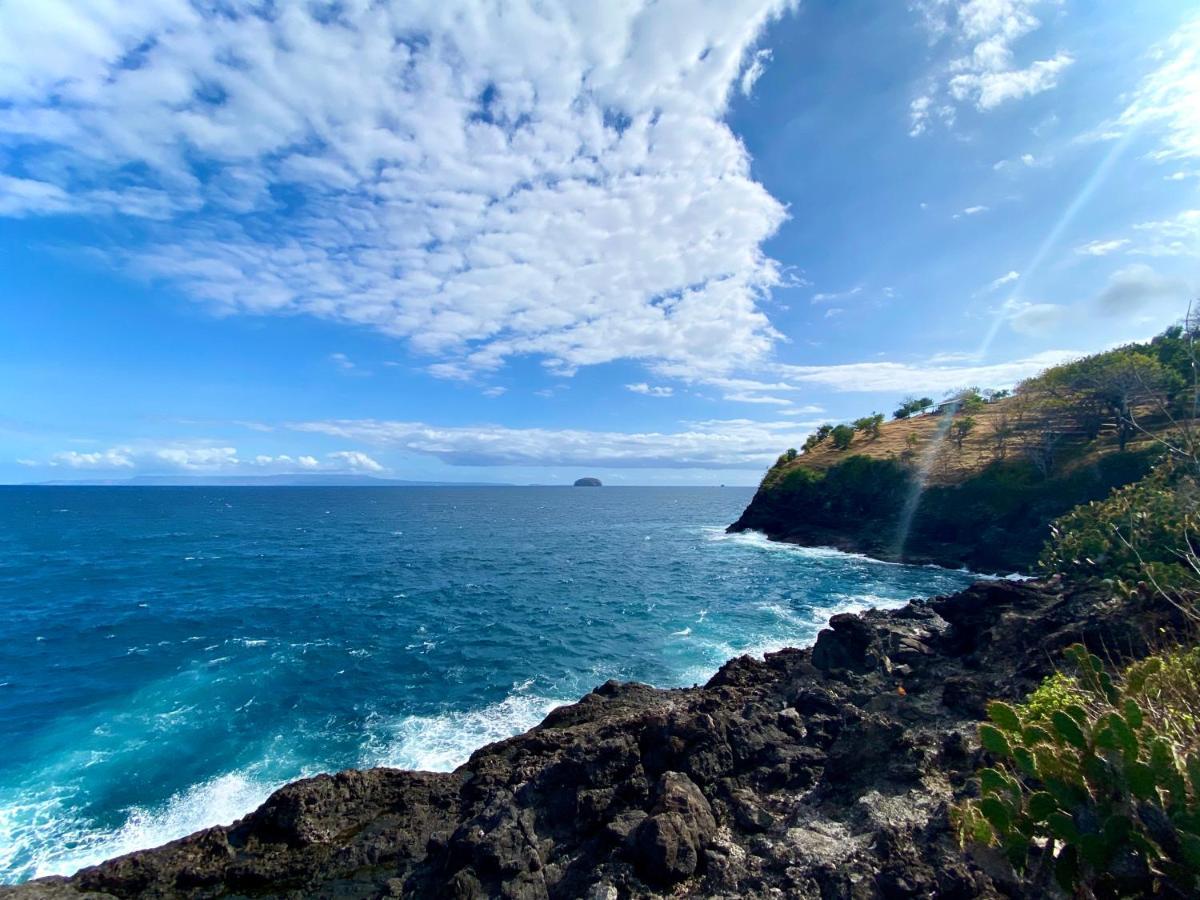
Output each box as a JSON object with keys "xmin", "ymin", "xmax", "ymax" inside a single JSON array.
[
  {"xmin": 954, "ymin": 644, "xmax": 1200, "ymax": 897},
  {"xmin": 894, "ymin": 396, "xmax": 934, "ymax": 419},
  {"xmin": 831, "ymin": 424, "xmax": 856, "ymax": 450},
  {"xmin": 853, "ymin": 413, "xmax": 885, "ymax": 439},
  {"xmin": 1041, "ymin": 458, "xmax": 1198, "ymax": 598}
]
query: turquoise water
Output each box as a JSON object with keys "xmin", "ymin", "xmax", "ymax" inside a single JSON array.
[{"xmin": 0, "ymin": 486, "xmax": 976, "ymax": 883}]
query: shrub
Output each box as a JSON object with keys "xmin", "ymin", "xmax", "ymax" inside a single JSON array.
[
  {"xmin": 954, "ymin": 644, "xmax": 1200, "ymax": 897},
  {"xmin": 852, "ymin": 413, "xmax": 885, "ymax": 439},
  {"xmin": 953, "ymin": 416, "xmax": 977, "ymax": 450},
  {"xmin": 831, "ymin": 424, "xmax": 856, "ymax": 450},
  {"xmin": 1041, "ymin": 458, "xmax": 1198, "ymax": 597},
  {"xmin": 894, "ymin": 397, "xmax": 934, "ymax": 419}
]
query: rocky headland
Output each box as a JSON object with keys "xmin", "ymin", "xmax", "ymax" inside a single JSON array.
[{"xmin": 4, "ymin": 576, "xmax": 1182, "ymax": 899}]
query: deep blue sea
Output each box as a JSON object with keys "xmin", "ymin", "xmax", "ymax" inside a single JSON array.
[{"xmin": 0, "ymin": 486, "xmax": 977, "ymax": 883}]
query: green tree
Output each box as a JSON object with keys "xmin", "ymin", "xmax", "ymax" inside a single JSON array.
[
  {"xmin": 952, "ymin": 415, "xmax": 976, "ymax": 449},
  {"xmin": 830, "ymin": 424, "xmax": 855, "ymax": 450},
  {"xmin": 852, "ymin": 413, "xmax": 885, "ymax": 439},
  {"xmin": 893, "ymin": 396, "xmax": 934, "ymax": 419}
]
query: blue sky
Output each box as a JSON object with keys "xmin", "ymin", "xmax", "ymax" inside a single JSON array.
[{"xmin": 1, "ymin": 0, "xmax": 1197, "ymax": 485}]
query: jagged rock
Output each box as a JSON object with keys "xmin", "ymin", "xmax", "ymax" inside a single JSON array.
[{"xmin": 3, "ymin": 579, "xmax": 1185, "ymax": 899}]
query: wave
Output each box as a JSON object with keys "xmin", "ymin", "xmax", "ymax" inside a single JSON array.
[
  {"xmin": 701, "ymin": 527, "xmax": 899, "ymax": 564},
  {"xmin": 0, "ymin": 767, "xmax": 289, "ymax": 883},
  {"xmin": 360, "ymin": 692, "xmax": 566, "ymax": 773}
]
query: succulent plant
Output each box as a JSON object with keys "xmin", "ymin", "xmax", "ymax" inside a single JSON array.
[{"xmin": 954, "ymin": 643, "xmax": 1200, "ymax": 896}]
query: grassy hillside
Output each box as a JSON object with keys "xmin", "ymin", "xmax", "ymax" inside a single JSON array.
[
  {"xmin": 762, "ymin": 393, "xmax": 1167, "ymax": 491},
  {"xmin": 734, "ymin": 322, "xmax": 1196, "ymax": 572}
]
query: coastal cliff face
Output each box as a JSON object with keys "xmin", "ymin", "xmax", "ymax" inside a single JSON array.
[
  {"xmin": 728, "ymin": 451, "xmax": 1155, "ymax": 572},
  {"xmin": 4, "ymin": 578, "xmax": 1181, "ymax": 900}
]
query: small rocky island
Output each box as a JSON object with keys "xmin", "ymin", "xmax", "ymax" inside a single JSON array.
[{"xmin": 573, "ymin": 477, "xmax": 602, "ymax": 487}]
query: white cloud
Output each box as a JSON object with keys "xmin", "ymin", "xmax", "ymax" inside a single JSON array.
[
  {"xmin": 811, "ymin": 286, "xmax": 863, "ymax": 304},
  {"xmin": 772, "ymin": 349, "xmax": 1079, "ymax": 392},
  {"xmin": 911, "ymin": 1, "xmax": 1073, "ymax": 135},
  {"xmin": 985, "ymin": 270, "xmax": 1020, "ymax": 292},
  {"xmin": 948, "ymin": 53, "xmax": 1073, "ymax": 110},
  {"xmin": 36, "ymin": 443, "xmax": 385, "ymax": 474},
  {"xmin": 329, "ymin": 352, "xmax": 357, "ymax": 371},
  {"xmin": 326, "ymin": 450, "xmax": 385, "ymax": 473},
  {"xmin": 0, "ymin": 0, "xmax": 798, "ymax": 382},
  {"xmin": 963, "ymin": 205, "xmax": 989, "ymax": 215},
  {"xmin": 1113, "ymin": 15, "xmax": 1200, "ymax": 162},
  {"xmin": 49, "ymin": 448, "xmax": 136, "ymax": 469},
  {"xmin": 626, "ymin": 383, "xmax": 674, "ymax": 397},
  {"xmin": 1076, "ymin": 238, "xmax": 1131, "ymax": 257},
  {"xmin": 993, "ymin": 152, "xmax": 1044, "ymax": 171},
  {"xmin": 740, "ymin": 48, "xmax": 773, "ymax": 96},
  {"xmin": 481, "ymin": 386, "xmax": 507, "ymax": 398},
  {"xmin": 1131, "ymin": 209, "xmax": 1200, "ymax": 257},
  {"xmin": 289, "ymin": 417, "xmax": 812, "ymax": 469}
]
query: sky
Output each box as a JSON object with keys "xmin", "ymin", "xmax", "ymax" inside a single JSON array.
[{"xmin": 0, "ymin": 0, "xmax": 1197, "ymax": 485}]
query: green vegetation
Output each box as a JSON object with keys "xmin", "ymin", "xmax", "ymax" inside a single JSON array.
[
  {"xmin": 952, "ymin": 317, "xmax": 1200, "ymax": 895},
  {"xmin": 1041, "ymin": 458, "xmax": 1199, "ymax": 598},
  {"xmin": 893, "ymin": 396, "xmax": 934, "ymax": 419},
  {"xmin": 952, "ymin": 416, "xmax": 976, "ymax": 450},
  {"xmin": 852, "ymin": 413, "xmax": 885, "ymax": 439},
  {"xmin": 830, "ymin": 423, "xmax": 855, "ymax": 450},
  {"xmin": 801, "ymin": 424, "xmax": 834, "ymax": 453},
  {"xmin": 955, "ymin": 644, "xmax": 1200, "ymax": 897}
]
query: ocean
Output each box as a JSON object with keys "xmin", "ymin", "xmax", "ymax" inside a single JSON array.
[{"xmin": 0, "ymin": 486, "xmax": 976, "ymax": 883}]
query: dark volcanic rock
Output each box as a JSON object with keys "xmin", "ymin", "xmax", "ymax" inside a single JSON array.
[
  {"xmin": 3, "ymin": 578, "xmax": 1183, "ymax": 899},
  {"xmin": 574, "ymin": 477, "xmax": 602, "ymax": 487}
]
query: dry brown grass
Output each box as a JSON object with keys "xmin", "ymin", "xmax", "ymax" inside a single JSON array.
[{"xmin": 769, "ymin": 395, "xmax": 1163, "ymax": 488}]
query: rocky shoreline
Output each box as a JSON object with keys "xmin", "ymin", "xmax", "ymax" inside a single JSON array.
[{"xmin": 4, "ymin": 577, "xmax": 1180, "ymax": 899}]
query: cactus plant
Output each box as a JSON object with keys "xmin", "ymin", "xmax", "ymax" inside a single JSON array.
[{"xmin": 954, "ymin": 643, "xmax": 1200, "ymax": 896}]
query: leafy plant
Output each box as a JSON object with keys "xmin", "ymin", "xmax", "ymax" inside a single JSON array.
[
  {"xmin": 1041, "ymin": 458, "xmax": 1199, "ymax": 598},
  {"xmin": 831, "ymin": 424, "xmax": 856, "ymax": 450},
  {"xmin": 953, "ymin": 416, "xmax": 977, "ymax": 450},
  {"xmin": 954, "ymin": 644, "xmax": 1200, "ymax": 897},
  {"xmin": 852, "ymin": 413, "xmax": 885, "ymax": 439},
  {"xmin": 894, "ymin": 396, "xmax": 934, "ymax": 419}
]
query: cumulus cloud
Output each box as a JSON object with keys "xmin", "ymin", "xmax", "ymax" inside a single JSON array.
[
  {"xmin": 910, "ymin": 0, "xmax": 1073, "ymax": 136},
  {"xmin": 626, "ymin": 383, "xmax": 674, "ymax": 397},
  {"xmin": 289, "ymin": 418, "xmax": 812, "ymax": 469},
  {"xmin": 772, "ymin": 349, "xmax": 1079, "ymax": 392},
  {"xmin": 326, "ymin": 450, "xmax": 385, "ymax": 473},
  {"xmin": 49, "ymin": 448, "xmax": 136, "ymax": 469},
  {"xmin": 37, "ymin": 444, "xmax": 385, "ymax": 474},
  {"xmin": 0, "ymin": 0, "xmax": 797, "ymax": 381}
]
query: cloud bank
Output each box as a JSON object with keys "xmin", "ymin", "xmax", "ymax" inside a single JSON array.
[{"xmin": 0, "ymin": 0, "xmax": 796, "ymax": 381}]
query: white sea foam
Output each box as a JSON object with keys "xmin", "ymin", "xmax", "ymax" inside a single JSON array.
[
  {"xmin": 361, "ymin": 693, "xmax": 565, "ymax": 773},
  {"xmin": 0, "ymin": 767, "xmax": 288, "ymax": 882}
]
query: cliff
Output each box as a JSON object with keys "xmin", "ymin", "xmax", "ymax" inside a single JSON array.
[
  {"xmin": 728, "ymin": 449, "xmax": 1156, "ymax": 572},
  {"xmin": 4, "ymin": 578, "xmax": 1183, "ymax": 899}
]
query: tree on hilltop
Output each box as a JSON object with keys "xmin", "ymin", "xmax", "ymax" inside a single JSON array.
[{"xmin": 852, "ymin": 413, "xmax": 885, "ymax": 439}]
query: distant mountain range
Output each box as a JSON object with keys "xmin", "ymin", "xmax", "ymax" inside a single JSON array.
[{"xmin": 23, "ymin": 474, "xmax": 517, "ymax": 487}]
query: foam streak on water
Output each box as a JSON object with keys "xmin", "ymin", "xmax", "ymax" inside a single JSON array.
[{"xmin": 0, "ymin": 487, "xmax": 977, "ymax": 883}]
